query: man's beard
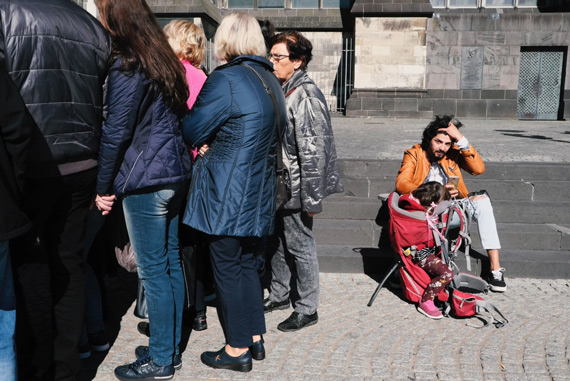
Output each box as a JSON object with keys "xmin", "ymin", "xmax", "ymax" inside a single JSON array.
[{"xmin": 429, "ymin": 150, "xmax": 446, "ymax": 162}]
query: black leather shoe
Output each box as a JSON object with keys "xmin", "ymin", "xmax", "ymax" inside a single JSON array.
[
  {"xmin": 249, "ymin": 336, "xmax": 265, "ymax": 361},
  {"xmin": 262, "ymin": 297, "xmax": 290, "ymax": 313},
  {"xmin": 277, "ymin": 311, "xmax": 318, "ymax": 332},
  {"xmin": 114, "ymin": 351, "xmax": 174, "ymax": 380},
  {"xmin": 193, "ymin": 310, "xmax": 208, "ymax": 331},
  {"xmin": 137, "ymin": 321, "xmax": 150, "ymax": 338},
  {"xmin": 135, "ymin": 346, "xmax": 182, "ymax": 370},
  {"xmin": 200, "ymin": 347, "xmax": 252, "ymax": 372}
]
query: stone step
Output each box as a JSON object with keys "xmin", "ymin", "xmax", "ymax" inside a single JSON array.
[
  {"xmin": 316, "ymin": 244, "xmax": 570, "ymax": 279},
  {"xmin": 338, "ymin": 159, "xmax": 570, "ymax": 182},
  {"xmin": 313, "ymin": 219, "xmax": 570, "ymax": 252},
  {"xmin": 319, "ymin": 197, "xmax": 570, "ymax": 224},
  {"xmin": 336, "ymin": 176, "xmax": 570, "ymax": 202}
]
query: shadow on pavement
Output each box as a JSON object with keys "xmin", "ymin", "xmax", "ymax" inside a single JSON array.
[{"xmin": 79, "ymin": 269, "xmax": 138, "ymax": 381}]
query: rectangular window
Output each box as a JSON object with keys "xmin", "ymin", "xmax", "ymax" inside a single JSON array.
[
  {"xmin": 429, "ymin": 0, "xmax": 447, "ymax": 7},
  {"xmin": 259, "ymin": 0, "xmax": 285, "ymax": 7},
  {"xmin": 292, "ymin": 0, "xmax": 319, "ymax": 8},
  {"xmin": 484, "ymin": 0, "xmax": 514, "ymax": 6},
  {"xmin": 448, "ymin": 0, "xmax": 478, "ymax": 7},
  {"xmin": 228, "ymin": 0, "xmax": 254, "ymax": 8},
  {"xmin": 323, "ymin": 0, "xmax": 351, "ymax": 8},
  {"xmin": 516, "ymin": 0, "xmax": 537, "ymax": 6}
]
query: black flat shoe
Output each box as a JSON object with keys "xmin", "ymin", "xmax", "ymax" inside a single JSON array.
[
  {"xmin": 277, "ymin": 311, "xmax": 318, "ymax": 332},
  {"xmin": 137, "ymin": 321, "xmax": 150, "ymax": 338},
  {"xmin": 135, "ymin": 346, "xmax": 182, "ymax": 370},
  {"xmin": 262, "ymin": 297, "xmax": 290, "ymax": 313},
  {"xmin": 114, "ymin": 351, "xmax": 174, "ymax": 380},
  {"xmin": 249, "ymin": 336, "xmax": 265, "ymax": 361},
  {"xmin": 200, "ymin": 347, "xmax": 252, "ymax": 372},
  {"xmin": 193, "ymin": 310, "xmax": 208, "ymax": 331}
]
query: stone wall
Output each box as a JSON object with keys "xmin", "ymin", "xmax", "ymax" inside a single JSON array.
[
  {"xmin": 426, "ymin": 12, "xmax": 570, "ymax": 119},
  {"xmin": 303, "ymin": 31, "xmax": 345, "ymax": 112},
  {"xmin": 354, "ymin": 17, "xmax": 427, "ymax": 90},
  {"xmin": 347, "ymin": 11, "xmax": 570, "ymax": 119}
]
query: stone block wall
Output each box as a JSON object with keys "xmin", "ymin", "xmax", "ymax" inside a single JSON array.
[
  {"xmin": 425, "ymin": 12, "xmax": 570, "ymax": 119},
  {"xmin": 347, "ymin": 11, "xmax": 570, "ymax": 119},
  {"xmin": 354, "ymin": 17, "xmax": 427, "ymax": 90},
  {"xmin": 303, "ymin": 31, "xmax": 345, "ymax": 112}
]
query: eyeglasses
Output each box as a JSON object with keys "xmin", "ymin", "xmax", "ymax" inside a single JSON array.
[{"xmin": 267, "ymin": 53, "xmax": 289, "ymax": 62}]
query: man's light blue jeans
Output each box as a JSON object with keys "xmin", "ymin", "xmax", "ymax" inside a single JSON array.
[
  {"xmin": 0, "ymin": 241, "xmax": 17, "ymax": 380},
  {"xmin": 451, "ymin": 194, "xmax": 501, "ymax": 250},
  {"xmin": 123, "ymin": 182, "xmax": 186, "ymax": 367}
]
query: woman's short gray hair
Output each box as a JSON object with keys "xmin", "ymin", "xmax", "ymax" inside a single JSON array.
[{"xmin": 214, "ymin": 13, "xmax": 266, "ymax": 62}]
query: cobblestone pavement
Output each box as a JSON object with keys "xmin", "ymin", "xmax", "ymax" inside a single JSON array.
[
  {"xmin": 89, "ymin": 274, "xmax": 570, "ymax": 381},
  {"xmin": 331, "ymin": 117, "xmax": 570, "ymax": 162}
]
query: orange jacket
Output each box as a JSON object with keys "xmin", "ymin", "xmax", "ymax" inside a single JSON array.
[{"xmin": 395, "ymin": 144, "xmax": 485, "ymax": 198}]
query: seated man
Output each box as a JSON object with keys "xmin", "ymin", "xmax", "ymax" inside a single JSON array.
[{"xmin": 396, "ymin": 115, "xmax": 506, "ymax": 292}]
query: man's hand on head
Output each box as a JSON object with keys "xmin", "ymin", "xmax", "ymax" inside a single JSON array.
[{"xmin": 438, "ymin": 122, "xmax": 464, "ymax": 143}]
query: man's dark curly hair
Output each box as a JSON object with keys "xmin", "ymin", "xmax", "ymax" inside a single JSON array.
[
  {"xmin": 270, "ymin": 30, "xmax": 312, "ymax": 71},
  {"xmin": 421, "ymin": 115, "xmax": 463, "ymax": 151}
]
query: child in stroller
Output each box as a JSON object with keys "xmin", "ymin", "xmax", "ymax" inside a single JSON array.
[{"xmin": 398, "ymin": 182, "xmax": 454, "ymax": 319}]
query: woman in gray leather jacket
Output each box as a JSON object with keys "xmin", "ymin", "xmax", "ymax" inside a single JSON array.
[{"xmin": 263, "ymin": 31, "xmax": 343, "ymax": 332}]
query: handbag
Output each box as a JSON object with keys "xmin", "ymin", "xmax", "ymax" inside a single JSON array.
[
  {"xmin": 134, "ymin": 280, "xmax": 148, "ymax": 319},
  {"xmin": 133, "ymin": 245, "xmax": 198, "ymax": 319},
  {"xmin": 241, "ymin": 64, "xmax": 291, "ymax": 209},
  {"xmin": 180, "ymin": 244, "xmax": 198, "ymax": 310}
]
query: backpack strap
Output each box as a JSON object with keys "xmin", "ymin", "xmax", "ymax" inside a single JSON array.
[{"xmin": 474, "ymin": 299, "xmax": 508, "ymax": 328}]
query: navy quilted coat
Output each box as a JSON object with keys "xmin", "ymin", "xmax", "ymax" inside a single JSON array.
[
  {"xmin": 181, "ymin": 55, "xmax": 286, "ymax": 238},
  {"xmin": 96, "ymin": 58, "xmax": 191, "ymax": 196}
]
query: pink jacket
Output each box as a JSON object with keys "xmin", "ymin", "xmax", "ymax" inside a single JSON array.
[{"xmin": 182, "ymin": 60, "xmax": 207, "ymax": 161}]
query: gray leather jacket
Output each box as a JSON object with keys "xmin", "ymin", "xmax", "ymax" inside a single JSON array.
[{"xmin": 280, "ymin": 69, "xmax": 343, "ymax": 213}]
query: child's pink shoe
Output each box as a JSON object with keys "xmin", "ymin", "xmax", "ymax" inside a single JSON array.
[{"xmin": 417, "ymin": 299, "xmax": 443, "ymax": 319}]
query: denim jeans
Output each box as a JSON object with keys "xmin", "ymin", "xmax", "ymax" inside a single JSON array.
[
  {"xmin": 268, "ymin": 209, "xmax": 319, "ymax": 315},
  {"xmin": 451, "ymin": 194, "xmax": 501, "ymax": 250},
  {"xmin": 123, "ymin": 182, "xmax": 186, "ymax": 366},
  {"xmin": 0, "ymin": 241, "xmax": 17, "ymax": 381}
]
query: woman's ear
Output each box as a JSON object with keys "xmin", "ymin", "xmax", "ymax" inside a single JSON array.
[{"xmin": 293, "ymin": 60, "xmax": 302, "ymax": 70}]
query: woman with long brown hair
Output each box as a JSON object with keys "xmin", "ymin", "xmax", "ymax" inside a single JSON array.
[{"xmin": 94, "ymin": 0, "xmax": 191, "ymax": 379}]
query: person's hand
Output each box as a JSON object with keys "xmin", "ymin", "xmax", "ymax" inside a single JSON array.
[
  {"xmin": 307, "ymin": 212, "xmax": 319, "ymax": 217},
  {"xmin": 438, "ymin": 122, "xmax": 463, "ymax": 142},
  {"xmin": 95, "ymin": 194, "xmax": 116, "ymax": 216},
  {"xmin": 444, "ymin": 184, "xmax": 460, "ymax": 199},
  {"xmin": 198, "ymin": 144, "xmax": 209, "ymax": 157}
]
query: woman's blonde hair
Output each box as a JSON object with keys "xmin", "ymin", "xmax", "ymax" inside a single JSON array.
[
  {"xmin": 164, "ymin": 20, "xmax": 206, "ymax": 66},
  {"xmin": 213, "ymin": 13, "xmax": 266, "ymax": 62}
]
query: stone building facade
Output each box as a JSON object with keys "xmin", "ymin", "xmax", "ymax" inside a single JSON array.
[
  {"xmin": 77, "ymin": 0, "xmax": 569, "ymax": 120},
  {"xmin": 346, "ymin": 0, "xmax": 570, "ymax": 120}
]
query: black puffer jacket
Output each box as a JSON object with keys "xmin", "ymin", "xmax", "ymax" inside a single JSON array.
[{"xmin": 0, "ymin": 0, "xmax": 110, "ymax": 177}]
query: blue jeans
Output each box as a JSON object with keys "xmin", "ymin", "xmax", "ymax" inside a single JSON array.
[
  {"xmin": 123, "ymin": 183, "xmax": 186, "ymax": 366},
  {"xmin": 0, "ymin": 241, "xmax": 17, "ymax": 381}
]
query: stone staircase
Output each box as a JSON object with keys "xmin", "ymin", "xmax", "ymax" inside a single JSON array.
[{"xmin": 314, "ymin": 159, "xmax": 570, "ymax": 279}]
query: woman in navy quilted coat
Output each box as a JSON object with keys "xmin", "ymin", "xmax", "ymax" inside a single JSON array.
[
  {"xmin": 94, "ymin": 0, "xmax": 191, "ymax": 379},
  {"xmin": 180, "ymin": 12, "xmax": 286, "ymax": 373}
]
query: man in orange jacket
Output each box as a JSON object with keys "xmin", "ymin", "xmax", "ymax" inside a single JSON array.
[{"xmin": 396, "ymin": 115, "xmax": 506, "ymax": 292}]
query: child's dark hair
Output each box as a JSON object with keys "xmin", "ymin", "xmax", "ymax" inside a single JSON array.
[{"xmin": 412, "ymin": 182, "xmax": 451, "ymax": 208}]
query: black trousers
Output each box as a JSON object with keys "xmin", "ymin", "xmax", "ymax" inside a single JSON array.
[
  {"xmin": 11, "ymin": 168, "xmax": 96, "ymax": 380},
  {"xmin": 207, "ymin": 236, "xmax": 266, "ymax": 348}
]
